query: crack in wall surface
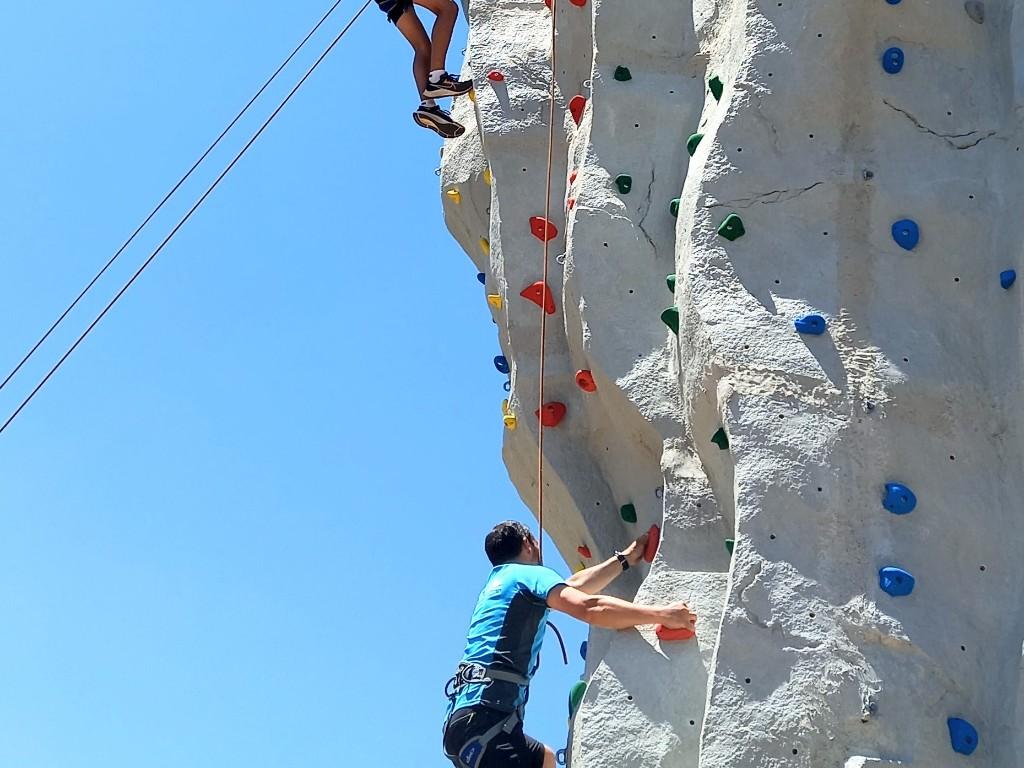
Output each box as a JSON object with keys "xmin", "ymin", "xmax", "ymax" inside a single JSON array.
[
  {"xmin": 882, "ymin": 99, "xmax": 997, "ymax": 149},
  {"xmin": 636, "ymin": 168, "xmax": 657, "ymax": 254},
  {"xmin": 706, "ymin": 181, "xmax": 824, "ymax": 209}
]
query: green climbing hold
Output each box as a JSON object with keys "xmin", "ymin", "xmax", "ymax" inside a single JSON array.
[
  {"xmin": 717, "ymin": 213, "xmax": 745, "ymax": 241},
  {"xmin": 725, "ymin": 538, "xmax": 735, "ymax": 555},
  {"xmin": 569, "ymin": 680, "xmax": 587, "ymax": 718},
  {"xmin": 661, "ymin": 307, "xmax": 680, "ymax": 335},
  {"xmin": 708, "ymin": 76, "xmax": 724, "ymax": 101},
  {"xmin": 615, "ymin": 174, "xmax": 633, "ymax": 194},
  {"xmin": 614, "ymin": 66, "xmax": 632, "ymax": 82},
  {"xmin": 620, "ymin": 504, "xmax": 637, "ymax": 523},
  {"xmin": 687, "ymin": 133, "xmax": 704, "ymax": 156},
  {"xmin": 666, "ymin": 274, "xmax": 677, "ymax": 293},
  {"xmin": 670, "ymin": 198, "xmax": 680, "ymax": 217},
  {"xmin": 711, "ymin": 427, "xmax": 729, "ymax": 450}
]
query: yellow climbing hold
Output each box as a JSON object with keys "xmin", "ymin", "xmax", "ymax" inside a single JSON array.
[
  {"xmin": 480, "ymin": 237, "xmax": 491, "ymax": 256},
  {"xmin": 487, "ymin": 294, "xmax": 504, "ymax": 310},
  {"xmin": 573, "ymin": 562, "xmax": 586, "ymax": 574},
  {"xmin": 445, "ymin": 188, "xmax": 462, "ymax": 205},
  {"xmin": 502, "ymin": 401, "xmax": 518, "ymax": 430},
  {"xmin": 483, "ymin": 168, "xmax": 493, "ymax": 186},
  {"xmin": 468, "ymin": 88, "xmax": 476, "ymax": 103}
]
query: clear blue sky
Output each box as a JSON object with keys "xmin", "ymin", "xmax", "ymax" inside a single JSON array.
[{"xmin": 0, "ymin": 3, "xmax": 585, "ymax": 765}]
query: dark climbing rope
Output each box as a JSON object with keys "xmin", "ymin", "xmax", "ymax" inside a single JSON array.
[
  {"xmin": 0, "ymin": 0, "xmax": 374, "ymax": 437},
  {"xmin": 0, "ymin": 0, "xmax": 348, "ymax": 398},
  {"xmin": 545, "ymin": 620, "xmax": 569, "ymax": 665}
]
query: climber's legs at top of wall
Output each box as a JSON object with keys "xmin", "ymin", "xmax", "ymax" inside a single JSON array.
[{"xmin": 377, "ymin": 0, "xmax": 473, "ymax": 138}]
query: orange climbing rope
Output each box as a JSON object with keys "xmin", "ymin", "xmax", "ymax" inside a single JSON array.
[{"xmin": 535, "ymin": 0, "xmax": 559, "ymax": 562}]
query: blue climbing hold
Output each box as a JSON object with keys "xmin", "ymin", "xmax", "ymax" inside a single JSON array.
[
  {"xmin": 879, "ymin": 566, "xmax": 915, "ymax": 597},
  {"xmin": 886, "ymin": 0, "xmax": 901, "ymax": 4},
  {"xmin": 883, "ymin": 483, "xmax": 917, "ymax": 515},
  {"xmin": 580, "ymin": 641, "xmax": 588, "ymax": 661},
  {"xmin": 477, "ymin": 272, "xmax": 486, "ymax": 285},
  {"xmin": 794, "ymin": 314, "xmax": 827, "ymax": 336},
  {"xmin": 882, "ymin": 47, "xmax": 904, "ymax": 74},
  {"xmin": 1001, "ymin": 270, "xmax": 1016, "ymax": 289},
  {"xmin": 892, "ymin": 219, "xmax": 920, "ymax": 251},
  {"xmin": 948, "ymin": 718, "xmax": 979, "ymax": 756},
  {"xmin": 494, "ymin": 356, "xmax": 510, "ymax": 374}
]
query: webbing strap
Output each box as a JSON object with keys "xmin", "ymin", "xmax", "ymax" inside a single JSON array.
[{"xmin": 457, "ymin": 711, "xmax": 521, "ymax": 768}]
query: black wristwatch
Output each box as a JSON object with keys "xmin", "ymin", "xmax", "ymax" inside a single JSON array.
[{"xmin": 614, "ymin": 552, "xmax": 630, "ymax": 571}]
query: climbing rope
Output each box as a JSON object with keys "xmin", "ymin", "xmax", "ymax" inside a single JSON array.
[
  {"xmin": 0, "ymin": 0, "xmax": 373, "ymax": 436},
  {"xmin": 536, "ymin": 0, "xmax": 559, "ymax": 562},
  {"xmin": 0, "ymin": 0, "xmax": 348, "ymax": 398}
]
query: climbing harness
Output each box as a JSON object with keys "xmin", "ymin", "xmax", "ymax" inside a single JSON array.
[{"xmin": 443, "ymin": 663, "xmax": 531, "ymax": 768}]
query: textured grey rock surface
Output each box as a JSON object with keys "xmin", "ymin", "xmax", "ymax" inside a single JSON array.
[{"xmin": 441, "ymin": 0, "xmax": 1024, "ymax": 765}]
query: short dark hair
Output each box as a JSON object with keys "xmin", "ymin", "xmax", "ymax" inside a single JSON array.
[{"xmin": 485, "ymin": 521, "xmax": 533, "ymax": 566}]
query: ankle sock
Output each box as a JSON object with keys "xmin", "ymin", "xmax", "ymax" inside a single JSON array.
[
  {"xmin": 428, "ymin": 69, "xmax": 446, "ymax": 83},
  {"xmin": 421, "ymin": 98, "xmax": 437, "ymax": 108}
]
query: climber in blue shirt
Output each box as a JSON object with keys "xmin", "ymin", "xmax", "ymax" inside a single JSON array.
[{"xmin": 442, "ymin": 520, "xmax": 696, "ymax": 768}]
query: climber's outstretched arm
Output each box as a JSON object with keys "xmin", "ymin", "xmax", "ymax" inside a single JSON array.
[
  {"xmin": 548, "ymin": 585, "xmax": 696, "ymax": 632},
  {"xmin": 565, "ymin": 533, "xmax": 648, "ymax": 594}
]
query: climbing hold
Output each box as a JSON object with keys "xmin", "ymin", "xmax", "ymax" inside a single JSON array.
[
  {"xmin": 480, "ymin": 237, "xmax": 491, "ymax": 256},
  {"xmin": 794, "ymin": 314, "xmax": 827, "ymax": 336},
  {"xmin": 536, "ymin": 402, "xmax": 568, "ymax": 427},
  {"xmin": 661, "ymin": 306, "xmax": 680, "ymax": 335},
  {"xmin": 569, "ymin": 0, "xmax": 586, "ymax": 7},
  {"xmin": 569, "ymin": 170, "xmax": 578, "ymax": 185},
  {"xmin": 718, "ymin": 213, "xmax": 746, "ymax": 241},
  {"xmin": 620, "ymin": 504, "xmax": 637, "ymax": 524},
  {"xmin": 965, "ymin": 0, "xmax": 985, "ymax": 23},
  {"xmin": 569, "ymin": 681, "xmax": 587, "ymax": 718},
  {"xmin": 708, "ymin": 75, "xmax": 724, "ymax": 101},
  {"xmin": 477, "ymin": 272, "xmax": 486, "ymax": 285},
  {"xmin": 1001, "ymin": 269, "xmax": 1016, "ymax": 289},
  {"xmin": 487, "ymin": 294, "xmax": 503, "ymax": 310},
  {"xmin": 614, "ymin": 66, "xmax": 632, "ymax": 82},
  {"xmin": 670, "ymin": 199, "xmax": 680, "ymax": 217},
  {"xmin": 656, "ymin": 624, "xmax": 695, "ymax": 642},
  {"xmin": 494, "ymin": 356, "xmax": 510, "ymax": 375},
  {"xmin": 482, "ymin": 168, "xmax": 492, "ymax": 186},
  {"xmin": 487, "ymin": 70, "xmax": 505, "ymax": 82},
  {"xmin": 567, "ymin": 198, "xmax": 576, "ymax": 211},
  {"xmin": 886, "ymin": 0, "xmax": 901, "ymax": 4},
  {"xmin": 577, "ymin": 545, "xmax": 592, "ymax": 559},
  {"xmin": 643, "ymin": 524, "xmax": 660, "ymax": 563},
  {"xmin": 879, "ymin": 566, "xmax": 915, "ymax": 597},
  {"xmin": 666, "ymin": 274, "xmax": 677, "ymax": 293},
  {"xmin": 882, "ymin": 47, "xmax": 904, "ymax": 74},
  {"xmin": 502, "ymin": 401, "xmax": 517, "ymax": 430},
  {"xmin": 891, "ymin": 219, "xmax": 920, "ymax": 251},
  {"xmin": 468, "ymin": 89, "xmax": 476, "ymax": 103},
  {"xmin": 883, "ymin": 482, "xmax": 917, "ymax": 515},
  {"xmin": 711, "ymin": 427, "xmax": 730, "ymax": 451},
  {"xmin": 445, "ymin": 188, "xmax": 462, "ymax": 205},
  {"xmin": 687, "ymin": 133, "xmax": 704, "ymax": 156},
  {"xmin": 580, "ymin": 641, "xmax": 588, "ymax": 661},
  {"xmin": 530, "ymin": 216, "xmax": 558, "ymax": 242},
  {"xmin": 521, "ymin": 281, "xmax": 557, "ymax": 314},
  {"xmin": 572, "ymin": 562, "xmax": 586, "ymax": 574},
  {"xmin": 575, "ymin": 370, "xmax": 597, "ymax": 393},
  {"xmin": 615, "ymin": 174, "xmax": 632, "ymax": 194},
  {"xmin": 948, "ymin": 718, "xmax": 979, "ymax": 755},
  {"xmin": 725, "ymin": 538, "xmax": 735, "ymax": 555},
  {"xmin": 569, "ymin": 95, "xmax": 587, "ymax": 126}
]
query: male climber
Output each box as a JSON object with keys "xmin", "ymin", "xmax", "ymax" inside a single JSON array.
[
  {"xmin": 442, "ymin": 520, "xmax": 697, "ymax": 768},
  {"xmin": 374, "ymin": 0, "xmax": 473, "ymax": 137}
]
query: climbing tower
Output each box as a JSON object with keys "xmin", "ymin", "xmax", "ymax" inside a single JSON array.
[{"xmin": 441, "ymin": 0, "xmax": 1024, "ymax": 765}]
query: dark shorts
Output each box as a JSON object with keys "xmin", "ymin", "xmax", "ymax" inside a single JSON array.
[
  {"xmin": 443, "ymin": 706, "xmax": 546, "ymax": 768},
  {"xmin": 375, "ymin": 0, "xmax": 413, "ymax": 24}
]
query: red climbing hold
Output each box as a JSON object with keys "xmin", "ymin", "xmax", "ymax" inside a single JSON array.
[
  {"xmin": 569, "ymin": 0, "xmax": 586, "ymax": 6},
  {"xmin": 569, "ymin": 171, "xmax": 578, "ymax": 184},
  {"xmin": 530, "ymin": 216, "xmax": 558, "ymax": 242},
  {"xmin": 520, "ymin": 281, "xmax": 557, "ymax": 314},
  {"xmin": 487, "ymin": 70, "xmax": 505, "ymax": 82},
  {"xmin": 569, "ymin": 95, "xmax": 586, "ymax": 126},
  {"xmin": 577, "ymin": 545, "xmax": 592, "ymax": 559},
  {"xmin": 643, "ymin": 524, "xmax": 660, "ymax": 563},
  {"xmin": 656, "ymin": 624, "xmax": 695, "ymax": 642},
  {"xmin": 567, "ymin": 198, "xmax": 576, "ymax": 210},
  {"xmin": 536, "ymin": 402, "xmax": 567, "ymax": 427},
  {"xmin": 575, "ymin": 370, "xmax": 597, "ymax": 392}
]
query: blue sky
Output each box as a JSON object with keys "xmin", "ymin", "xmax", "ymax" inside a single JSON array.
[{"xmin": 0, "ymin": 2, "xmax": 585, "ymax": 765}]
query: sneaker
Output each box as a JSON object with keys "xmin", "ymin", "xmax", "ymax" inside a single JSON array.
[
  {"xmin": 413, "ymin": 104, "xmax": 466, "ymax": 138},
  {"xmin": 423, "ymin": 72, "xmax": 474, "ymax": 99}
]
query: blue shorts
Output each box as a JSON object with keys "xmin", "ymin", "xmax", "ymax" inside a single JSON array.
[{"xmin": 376, "ymin": 0, "xmax": 413, "ymax": 23}]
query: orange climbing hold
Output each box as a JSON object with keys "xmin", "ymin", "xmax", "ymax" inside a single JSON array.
[
  {"xmin": 530, "ymin": 216, "xmax": 559, "ymax": 242},
  {"xmin": 575, "ymin": 370, "xmax": 597, "ymax": 392},
  {"xmin": 536, "ymin": 402, "xmax": 567, "ymax": 427},
  {"xmin": 656, "ymin": 624, "xmax": 695, "ymax": 642},
  {"xmin": 577, "ymin": 545, "xmax": 592, "ymax": 559},
  {"xmin": 569, "ymin": 171, "xmax": 578, "ymax": 185},
  {"xmin": 643, "ymin": 524, "xmax": 660, "ymax": 563},
  {"xmin": 567, "ymin": 198, "xmax": 576, "ymax": 210},
  {"xmin": 569, "ymin": 95, "xmax": 586, "ymax": 126},
  {"xmin": 487, "ymin": 70, "xmax": 505, "ymax": 82},
  {"xmin": 521, "ymin": 281, "xmax": 557, "ymax": 314}
]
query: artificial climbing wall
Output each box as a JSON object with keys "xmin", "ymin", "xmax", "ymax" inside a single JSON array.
[{"xmin": 441, "ymin": 0, "xmax": 1024, "ymax": 765}]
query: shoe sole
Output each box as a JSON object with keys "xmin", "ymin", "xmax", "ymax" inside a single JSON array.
[
  {"xmin": 413, "ymin": 112, "xmax": 466, "ymax": 139},
  {"xmin": 423, "ymin": 85, "xmax": 474, "ymax": 99}
]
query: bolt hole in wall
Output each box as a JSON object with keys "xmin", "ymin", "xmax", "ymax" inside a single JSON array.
[
  {"xmin": 962, "ymin": 645, "xmax": 967, "ymax": 651},
  {"xmin": 770, "ymin": 534, "xmax": 776, "ymax": 540}
]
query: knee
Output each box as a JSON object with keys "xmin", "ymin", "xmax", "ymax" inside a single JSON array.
[
  {"xmin": 442, "ymin": 0, "xmax": 459, "ymax": 19},
  {"xmin": 413, "ymin": 39, "xmax": 431, "ymax": 58}
]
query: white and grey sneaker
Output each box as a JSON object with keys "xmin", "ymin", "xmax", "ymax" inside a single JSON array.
[
  {"xmin": 423, "ymin": 72, "xmax": 474, "ymax": 99},
  {"xmin": 413, "ymin": 104, "xmax": 466, "ymax": 138}
]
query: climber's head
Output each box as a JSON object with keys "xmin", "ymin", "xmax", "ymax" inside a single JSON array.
[{"xmin": 485, "ymin": 520, "xmax": 540, "ymax": 566}]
